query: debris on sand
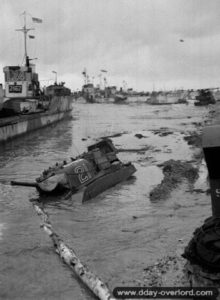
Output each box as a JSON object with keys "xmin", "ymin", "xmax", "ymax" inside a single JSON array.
[
  {"xmin": 150, "ymin": 160, "xmax": 198, "ymax": 201},
  {"xmin": 152, "ymin": 128, "xmax": 174, "ymax": 137},
  {"xmin": 183, "ymin": 131, "xmax": 202, "ymax": 148},
  {"xmin": 32, "ymin": 203, "xmax": 114, "ymax": 300},
  {"xmin": 183, "ymin": 132, "xmax": 203, "ymax": 160},
  {"xmin": 100, "ymin": 131, "xmax": 128, "ymax": 139},
  {"xmin": 192, "ymin": 122, "xmax": 203, "ymax": 127},
  {"xmin": 118, "ymin": 145, "xmax": 153, "ymax": 153},
  {"xmin": 191, "ymin": 188, "xmax": 208, "ymax": 194},
  {"xmin": 158, "ymin": 131, "xmax": 173, "ymax": 137},
  {"xmin": 143, "ymin": 255, "xmax": 188, "ymax": 287},
  {"xmin": 134, "ymin": 133, "xmax": 146, "ymax": 139}
]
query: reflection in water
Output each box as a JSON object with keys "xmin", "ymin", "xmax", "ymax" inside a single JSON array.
[{"xmin": 0, "ymin": 102, "xmax": 209, "ymax": 299}]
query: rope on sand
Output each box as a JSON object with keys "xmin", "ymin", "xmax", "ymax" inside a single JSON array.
[{"xmin": 32, "ymin": 202, "xmax": 116, "ymax": 300}]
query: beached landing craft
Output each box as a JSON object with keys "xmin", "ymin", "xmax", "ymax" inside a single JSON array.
[
  {"xmin": 0, "ymin": 12, "xmax": 73, "ymax": 143},
  {"xmin": 147, "ymin": 90, "xmax": 188, "ymax": 105},
  {"xmin": 11, "ymin": 138, "xmax": 136, "ymax": 201}
]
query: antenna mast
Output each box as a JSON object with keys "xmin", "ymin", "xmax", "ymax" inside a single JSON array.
[{"xmin": 16, "ymin": 11, "xmax": 34, "ymax": 66}]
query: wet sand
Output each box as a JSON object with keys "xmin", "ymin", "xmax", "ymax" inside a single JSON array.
[{"xmin": 134, "ymin": 105, "xmax": 216, "ymax": 290}]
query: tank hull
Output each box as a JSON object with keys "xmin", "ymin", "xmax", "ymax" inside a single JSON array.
[
  {"xmin": 81, "ymin": 163, "xmax": 136, "ymax": 201},
  {"xmin": 36, "ymin": 163, "xmax": 136, "ymax": 201}
]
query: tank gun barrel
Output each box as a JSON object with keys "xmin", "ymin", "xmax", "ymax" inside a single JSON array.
[{"xmin": 11, "ymin": 180, "xmax": 37, "ymax": 187}]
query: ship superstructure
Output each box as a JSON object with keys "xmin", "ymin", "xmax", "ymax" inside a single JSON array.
[{"xmin": 4, "ymin": 58, "xmax": 41, "ymax": 99}]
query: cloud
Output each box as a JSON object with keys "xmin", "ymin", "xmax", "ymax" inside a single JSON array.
[{"xmin": 1, "ymin": 0, "xmax": 220, "ymax": 91}]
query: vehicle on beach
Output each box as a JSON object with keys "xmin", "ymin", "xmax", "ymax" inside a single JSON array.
[
  {"xmin": 194, "ymin": 89, "xmax": 216, "ymax": 106},
  {"xmin": 11, "ymin": 138, "xmax": 136, "ymax": 201},
  {"xmin": 114, "ymin": 93, "xmax": 127, "ymax": 102},
  {"xmin": 0, "ymin": 12, "xmax": 73, "ymax": 143}
]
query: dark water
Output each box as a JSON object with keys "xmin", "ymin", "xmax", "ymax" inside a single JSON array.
[{"xmin": 0, "ymin": 100, "xmax": 210, "ymax": 299}]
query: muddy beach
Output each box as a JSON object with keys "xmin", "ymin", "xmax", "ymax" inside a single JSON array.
[
  {"xmin": 0, "ymin": 101, "xmax": 216, "ymax": 299},
  {"xmin": 126, "ymin": 105, "xmax": 216, "ymax": 290}
]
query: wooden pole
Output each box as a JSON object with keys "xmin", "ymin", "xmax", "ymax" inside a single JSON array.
[{"xmin": 32, "ymin": 203, "xmax": 116, "ymax": 300}]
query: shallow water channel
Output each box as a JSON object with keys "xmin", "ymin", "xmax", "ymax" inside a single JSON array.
[{"xmin": 0, "ymin": 100, "xmax": 211, "ymax": 299}]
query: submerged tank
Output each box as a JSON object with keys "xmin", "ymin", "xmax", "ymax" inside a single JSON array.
[{"xmin": 11, "ymin": 138, "xmax": 137, "ymax": 202}]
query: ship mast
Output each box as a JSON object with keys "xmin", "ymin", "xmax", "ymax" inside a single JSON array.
[{"xmin": 16, "ymin": 11, "xmax": 34, "ymax": 66}]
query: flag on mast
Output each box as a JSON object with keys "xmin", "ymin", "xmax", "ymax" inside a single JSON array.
[{"xmin": 32, "ymin": 17, "xmax": 43, "ymax": 23}]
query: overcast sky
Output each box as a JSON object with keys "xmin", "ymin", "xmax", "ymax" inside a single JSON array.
[{"xmin": 1, "ymin": 0, "xmax": 220, "ymax": 91}]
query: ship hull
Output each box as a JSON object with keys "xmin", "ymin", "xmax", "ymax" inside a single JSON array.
[{"xmin": 0, "ymin": 109, "xmax": 72, "ymax": 143}]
